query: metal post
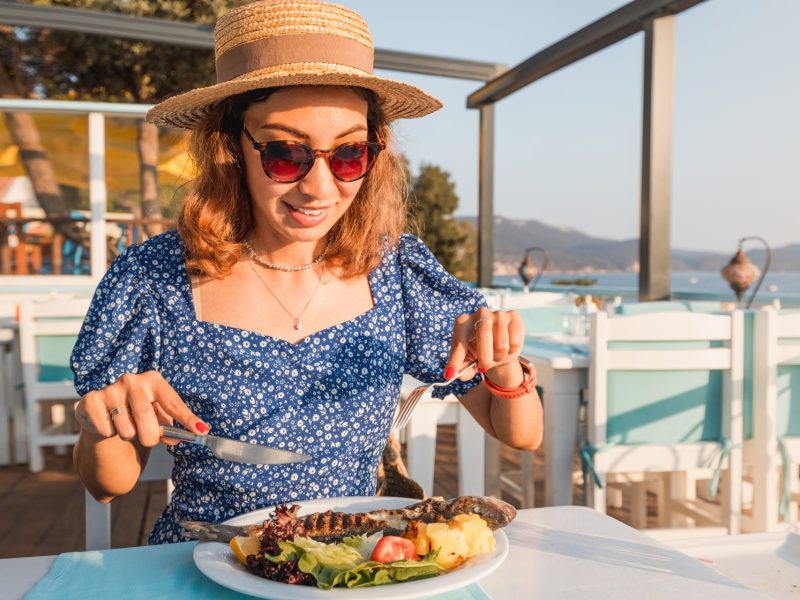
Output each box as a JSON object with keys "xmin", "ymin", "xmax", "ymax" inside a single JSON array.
[
  {"xmin": 478, "ymin": 105, "xmax": 495, "ymax": 288},
  {"xmin": 639, "ymin": 15, "xmax": 675, "ymax": 301},
  {"xmin": 88, "ymin": 112, "xmax": 107, "ymax": 280}
]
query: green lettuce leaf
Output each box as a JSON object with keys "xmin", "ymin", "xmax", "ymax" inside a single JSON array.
[{"xmin": 266, "ymin": 535, "xmax": 445, "ymax": 589}]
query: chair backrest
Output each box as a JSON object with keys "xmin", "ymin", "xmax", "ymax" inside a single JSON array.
[
  {"xmin": 500, "ymin": 291, "xmax": 574, "ymax": 310},
  {"xmin": 19, "ymin": 297, "xmax": 92, "ymax": 395},
  {"xmin": 18, "ymin": 297, "xmax": 92, "ymax": 470},
  {"xmin": 615, "ymin": 300, "xmax": 722, "ymax": 315},
  {"xmin": 477, "ymin": 288, "xmax": 508, "ymax": 311},
  {"xmin": 499, "ymin": 291, "xmax": 577, "ymax": 337},
  {"xmin": 518, "ymin": 306, "xmax": 572, "ymax": 337},
  {"xmin": 85, "ymin": 444, "xmax": 175, "ymax": 550},
  {"xmin": 755, "ymin": 308, "xmax": 800, "ymax": 439},
  {"xmin": 588, "ymin": 311, "xmax": 744, "ymax": 448}
]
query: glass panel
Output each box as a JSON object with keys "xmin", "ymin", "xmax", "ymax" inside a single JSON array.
[
  {"xmin": 0, "ymin": 113, "xmax": 191, "ymax": 273},
  {"xmin": 0, "ymin": 114, "xmax": 92, "ymax": 275},
  {"xmin": 105, "ymin": 117, "xmax": 188, "ymax": 255}
]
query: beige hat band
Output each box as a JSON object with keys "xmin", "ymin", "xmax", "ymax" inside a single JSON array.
[{"xmin": 215, "ymin": 33, "xmax": 374, "ymax": 82}]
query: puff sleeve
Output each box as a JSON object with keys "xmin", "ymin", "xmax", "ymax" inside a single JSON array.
[
  {"xmin": 71, "ymin": 246, "xmax": 163, "ymax": 396},
  {"xmin": 399, "ymin": 234, "xmax": 487, "ymax": 399}
]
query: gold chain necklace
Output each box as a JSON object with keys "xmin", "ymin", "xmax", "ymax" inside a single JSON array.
[{"xmin": 247, "ymin": 255, "xmax": 324, "ymax": 331}]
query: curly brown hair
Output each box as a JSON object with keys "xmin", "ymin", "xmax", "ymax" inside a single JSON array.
[{"xmin": 179, "ymin": 86, "xmax": 408, "ymax": 279}]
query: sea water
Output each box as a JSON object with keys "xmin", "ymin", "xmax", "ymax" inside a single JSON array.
[{"xmin": 494, "ymin": 271, "xmax": 800, "ymax": 298}]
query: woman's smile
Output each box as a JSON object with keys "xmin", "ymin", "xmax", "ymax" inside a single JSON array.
[{"xmin": 282, "ymin": 199, "xmax": 340, "ymax": 227}]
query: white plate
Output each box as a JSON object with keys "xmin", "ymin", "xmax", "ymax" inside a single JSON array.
[{"xmin": 194, "ymin": 496, "xmax": 508, "ymax": 599}]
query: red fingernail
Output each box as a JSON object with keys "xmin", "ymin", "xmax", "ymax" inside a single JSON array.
[
  {"xmin": 444, "ymin": 366, "xmax": 455, "ymax": 379},
  {"xmin": 477, "ymin": 367, "xmax": 486, "ymax": 374},
  {"xmin": 195, "ymin": 421, "xmax": 210, "ymax": 434}
]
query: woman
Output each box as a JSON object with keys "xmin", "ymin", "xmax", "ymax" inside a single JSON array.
[{"xmin": 72, "ymin": 0, "xmax": 543, "ymax": 544}]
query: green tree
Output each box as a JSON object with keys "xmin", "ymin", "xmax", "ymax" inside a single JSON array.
[{"xmin": 408, "ymin": 163, "xmax": 477, "ymax": 282}]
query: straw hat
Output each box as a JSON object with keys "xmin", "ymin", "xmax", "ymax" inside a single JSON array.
[{"xmin": 146, "ymin": 0, "xmax": 443, "ymax": 130}]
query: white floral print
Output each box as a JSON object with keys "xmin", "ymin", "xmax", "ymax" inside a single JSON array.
[{"xmin": 71, "ymin": 231, "xmax": 485, "ymax": 543}]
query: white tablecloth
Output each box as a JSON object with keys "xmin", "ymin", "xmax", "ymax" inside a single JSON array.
[{"xmin": 1, "ymin": 506, "xmax": 767, "ymax": 599}]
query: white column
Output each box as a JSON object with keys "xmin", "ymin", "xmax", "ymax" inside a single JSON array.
[{"xmin": 88, "ymin": 112, "xmax": 107, "ymax": 280}]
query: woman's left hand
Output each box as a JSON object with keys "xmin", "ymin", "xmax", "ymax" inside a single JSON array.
[{"xmin": 444, "ymin": 307, "xmax": 526, "ymax": 386}]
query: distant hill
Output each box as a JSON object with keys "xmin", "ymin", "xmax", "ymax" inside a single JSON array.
[{"xmin": 459, "ymin": 216, "xmax": 800, "ymax": 273}]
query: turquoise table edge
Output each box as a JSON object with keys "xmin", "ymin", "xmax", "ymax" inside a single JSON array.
[{"xmin": 24, "ymin": 541, "xmax": 491, "ymax": 600}]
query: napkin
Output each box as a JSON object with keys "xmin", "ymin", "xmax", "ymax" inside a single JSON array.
[{"xmin": 24, "ymin": 541, "xmax": 491, "ymax": 599}]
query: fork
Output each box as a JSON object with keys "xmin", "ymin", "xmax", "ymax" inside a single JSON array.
[{"xmin": 392, "ymin": 360, "xmax": 478, "ymax": 432}]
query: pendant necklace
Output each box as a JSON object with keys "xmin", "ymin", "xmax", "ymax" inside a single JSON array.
[{"xmin": 247, "ymin": 254, "xmax": 324, "ymax": 331}]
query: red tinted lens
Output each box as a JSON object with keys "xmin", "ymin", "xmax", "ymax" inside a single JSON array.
[
  {"xmin": 330, "ymin": 142, "xmax": 378, "ymax": 182},
  {"xmin": 262, "ymin": 142, "xmax": 314, "ymax": 182}
]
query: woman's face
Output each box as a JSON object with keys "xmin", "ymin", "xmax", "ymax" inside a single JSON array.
[{"xmin": 241, "ymin": 86, "xmax": 370, "ymax": 246}]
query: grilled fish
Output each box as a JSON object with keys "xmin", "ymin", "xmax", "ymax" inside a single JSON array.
[{"xmin": 180, "ymin": 495, "xmax": 516, "ymax": 544}]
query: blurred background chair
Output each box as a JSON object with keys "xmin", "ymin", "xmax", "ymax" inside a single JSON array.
[
  {"xmin": 615, "ymin": 300, "xmax": 723, "ymax": 316},
  {"xmin": 585, "ymin": 310, "xmax": 744, "ymax": 535},
  {"xmin": 19, "ymin": 297, "xmax": 91, "ymax": 472},
  {"xmin": 501, "ymin": 291, "xmax": 577, "ymax": 338},
  {"xmin": 115, "ymin": 220, "xmax": 142, "ymax": 255},
  {"xmin": 748, "ymin": 307, "xmax": 800, "ymax": 532},
  {"xmin": 0, "ymin": 202, "xmax": 28, "ymax": 274},
  {"xmin": 58, "ymin": 210, "xmax": 91, "ymax": 275},
  {"xmin": 401, "ymin": 375, "xmax": 485, "ymax": 497},
  {"xmin": 84, "ymin": 444, "xmax": 174, "ymax": 550}
]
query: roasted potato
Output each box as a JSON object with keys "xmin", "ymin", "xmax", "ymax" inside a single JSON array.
[
  {"xmin": 402, "ymin": 514, "xmax": 495, "ymax": 569},
  {"xmin": 402, "ymin": 520, "xmax": 430, "ymax": 556}
]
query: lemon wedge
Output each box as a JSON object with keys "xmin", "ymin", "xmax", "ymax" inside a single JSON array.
[{"xmin": 230, "ymin": 535, "xmax": 261, "ymax": 566}]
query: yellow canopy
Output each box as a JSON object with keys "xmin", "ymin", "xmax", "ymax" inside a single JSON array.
[{"xmin": 0, "ymin": 114, "xmax": 196, "ymax": 193}]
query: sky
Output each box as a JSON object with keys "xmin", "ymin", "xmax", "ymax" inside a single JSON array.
[{"xmin": 342, "ymin": 0, "xmax": 800, "ymax": 253}]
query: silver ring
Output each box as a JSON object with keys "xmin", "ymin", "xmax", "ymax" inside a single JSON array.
[
  {"xmin": 109, "ymin": 405, "xmax": 131, "ymax": 419},
  {"xmin": 473, "ymin": 317, "xmax": 492, "ymax": 332}
]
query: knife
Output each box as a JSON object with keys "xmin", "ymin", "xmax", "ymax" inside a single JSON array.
[{"xmin": 160, "ymin": 425, "xmax": 311, "ymax": 465}]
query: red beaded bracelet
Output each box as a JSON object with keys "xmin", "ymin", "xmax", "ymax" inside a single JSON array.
[{"xmin": 482, "ymin": 357, "xmax": 537, "ymax": 399}]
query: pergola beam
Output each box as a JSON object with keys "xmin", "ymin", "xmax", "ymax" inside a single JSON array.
[
  {"xmin": 0, "ymin": 3, "xmax": 504, "ymax": 81},
  {"xmin": 0, "ymin": 2, "xmax": 214, "ymax": 48},
  {"xmin": 467, "ymin": 0, "xmax": 705, "ymax": 108}
]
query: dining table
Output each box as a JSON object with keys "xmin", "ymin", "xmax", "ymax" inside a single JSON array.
[
  {"xmin": 2, "ymin": 506, "xmax": 767, "ymax": 599},
  {"xmin": 485, "ymin": 335, "xmax": 589, "ymax": 507}
]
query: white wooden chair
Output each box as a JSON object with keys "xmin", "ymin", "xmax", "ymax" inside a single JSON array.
[
  {"xmin": 585, "ymin": 310, "xmax": 744, "ymax": 535},
  {"xmin": 748, "ymin": 308, "xmax": 800, "ymax": 532},
  {"xmin": 402, "ymin": 375, "xmax": 485, "ymax": 497},
  {"xmin": 85, "ymin": 444, "xmax": 175, "ymax": 550},
  {"xmin": 497, "ymin": 290, "xmax": 574, "ymax": 311},
  {"xmin": 19, "ymin": 297, "xmax": 92, "ymax": 472}
]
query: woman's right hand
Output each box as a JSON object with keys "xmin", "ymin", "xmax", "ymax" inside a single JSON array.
[{"xmin": 74, "ymin": 371, "xmax": 210, "ymax": 448}]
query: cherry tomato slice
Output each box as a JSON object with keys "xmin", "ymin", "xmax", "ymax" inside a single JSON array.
[{"xmin": 369, "ymin": 535, "xmax": 418, "ymax": 563}]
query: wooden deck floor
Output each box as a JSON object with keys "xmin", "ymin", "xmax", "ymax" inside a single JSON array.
[{"xmin": 0, "ymin": 426, "xmax": 648, "ymax": 559}]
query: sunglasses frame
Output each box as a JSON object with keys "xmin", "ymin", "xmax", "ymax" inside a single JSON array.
[{"xmin": 242, "ymin": 126, "xmax": 385, "ymax": 184}]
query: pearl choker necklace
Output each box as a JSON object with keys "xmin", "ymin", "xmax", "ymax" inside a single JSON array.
[{"xmin": 242, "ymin": 239, "xmax": 329, "ymax": 272}]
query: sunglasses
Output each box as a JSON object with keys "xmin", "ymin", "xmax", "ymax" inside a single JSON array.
[{"xmin": 243, "ymin": 126, "xmax": 385, "ymax": 184}]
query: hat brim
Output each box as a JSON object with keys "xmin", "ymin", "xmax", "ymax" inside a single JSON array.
[{"xmin": 146, "ymin": 63, "xmax": 443, "ymax": 130}]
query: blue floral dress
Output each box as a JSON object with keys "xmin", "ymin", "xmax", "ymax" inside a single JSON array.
[{"xmin": 71, "ymin": 230, "xmax": 486, "ymax": 544}]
